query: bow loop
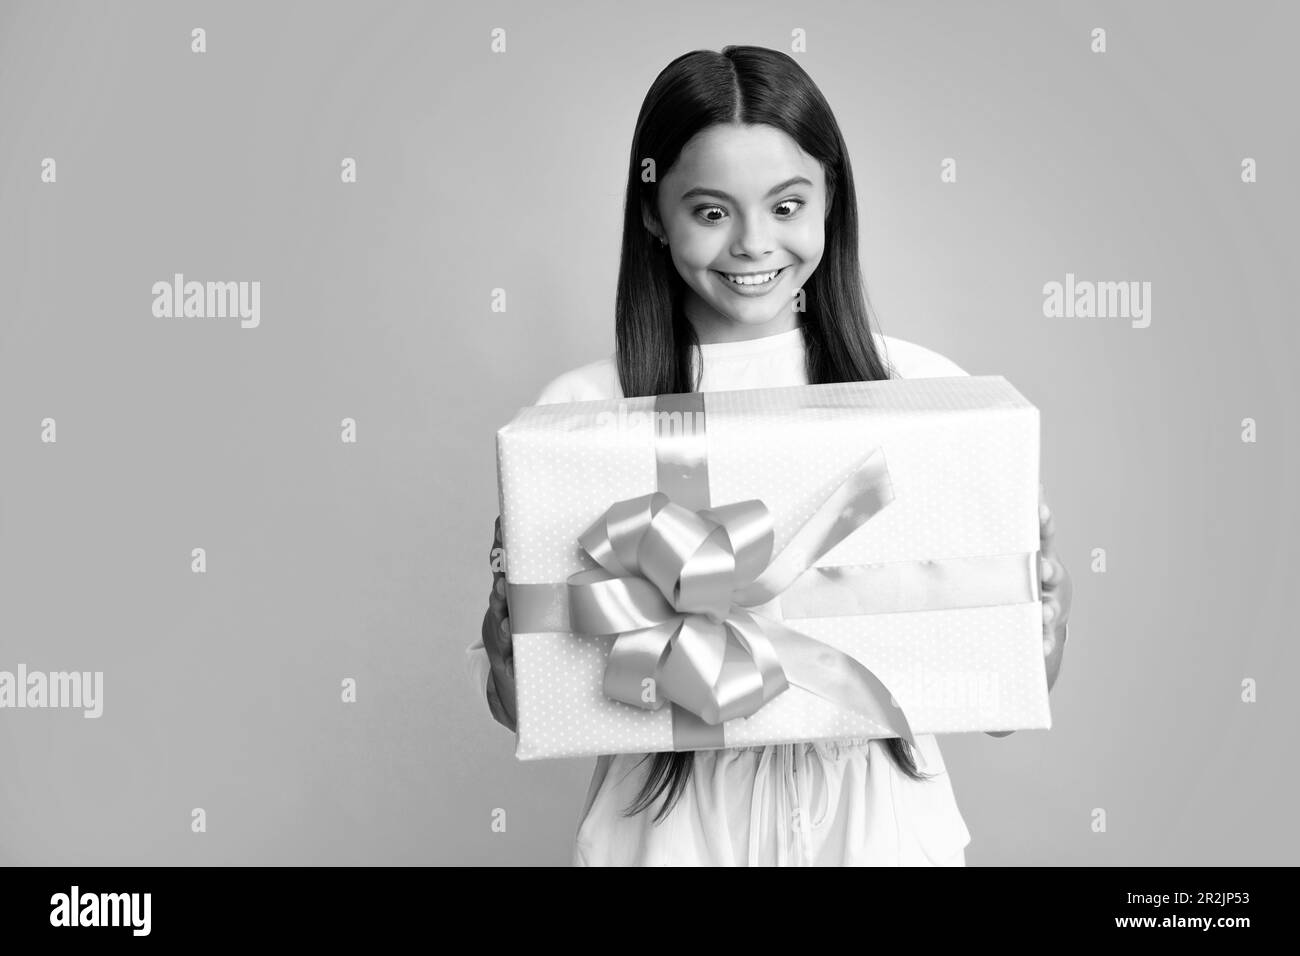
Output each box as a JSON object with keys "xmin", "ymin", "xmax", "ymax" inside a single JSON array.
[
  {"xmin": 575, "ymin": 491, "xmax": 776, "ymax": 618},
  {"xmin": 636, "ymin": 497, "xmax": 735, "ymax": 616},
  {"xmin": 697, "ymin": 499, "xmax": 775, "ymax": 591}
]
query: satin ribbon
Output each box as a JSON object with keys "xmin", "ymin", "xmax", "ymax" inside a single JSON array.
[{"xmin": 564, "ymin": 392, "xmax": 919, "ymax": 751}]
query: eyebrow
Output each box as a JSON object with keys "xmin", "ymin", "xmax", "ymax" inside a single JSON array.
[{"xmin": 678, "ymin": 176, "xmax": 813, "ymax": 203}]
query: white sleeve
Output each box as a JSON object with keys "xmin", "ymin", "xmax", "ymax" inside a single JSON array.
[
  {"xmin": 531, "ymin": 357, "xmax": 618, "ymax": 406},
  {"xmin": 465, "ymin": 639, "xmax": 491, "ymax": 696},
  {"xmin": 921, "ymin": 351, "xmax": 968, "ymax": 377},
  {"xmin": 533, "ymin": 373, "xmax": 576, "ymax": 407},
  {"xmin": 881, "ymin": 337, "xmax": 969, "ymax": 379}
]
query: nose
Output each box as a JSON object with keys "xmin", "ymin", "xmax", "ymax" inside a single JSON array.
[{"xmin": 729, "ymin": 213, "xmax": 775, "ymax": 261}]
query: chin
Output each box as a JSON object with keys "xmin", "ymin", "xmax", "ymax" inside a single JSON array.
[{"xmin": 723, "ymin": 302, "xmax": 788, "ymax": 323}]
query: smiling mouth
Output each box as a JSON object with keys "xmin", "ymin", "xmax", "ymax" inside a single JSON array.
[{"xmin": 714, "ymin": 266, "xmax": 789, "ymax": 287}]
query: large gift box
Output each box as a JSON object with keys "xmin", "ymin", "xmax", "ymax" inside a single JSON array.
[{"xmin": 495, "ymin": 376, "xmax": 1050, "ymax": 760}]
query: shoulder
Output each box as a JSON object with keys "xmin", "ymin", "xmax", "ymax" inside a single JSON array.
[
  {"xmin": 874, "ymin": 334, "xmax": 968, "ymax": 379},
  {"xmin": 532, "ymin": 354, "xmax": 621, "ymax": 406}
]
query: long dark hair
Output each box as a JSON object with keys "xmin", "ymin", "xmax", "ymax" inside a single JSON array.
[{"xmin": 613, "ymin": 45, "xmax": 935, "ymax": 824}]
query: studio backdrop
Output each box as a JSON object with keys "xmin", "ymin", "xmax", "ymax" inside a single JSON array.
[{"xmin": 0, "ymin": 0, "xmax": 1295, "ymax": 865}]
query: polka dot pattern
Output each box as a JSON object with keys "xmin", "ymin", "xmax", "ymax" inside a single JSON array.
[
  {"xmin": 496, "ymin": 396, "xmax": 659, "ymax": 585},
  {"xmin": 497, "ymin": 377, "xmax": 1050, "ymax": 760},
  {"xmin": 724, "ymin": 604, "xmax": 1050, "ymax": 746}
]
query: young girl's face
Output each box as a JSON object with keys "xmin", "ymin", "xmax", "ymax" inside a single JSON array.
[{"xmin": 649, "ymin": 122, "xmax": 828, "ymax": 343}]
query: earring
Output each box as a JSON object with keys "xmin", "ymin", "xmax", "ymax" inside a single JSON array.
[{"xmin": 659, "ymin": 237, "xmax": 668, "ymax": 247}]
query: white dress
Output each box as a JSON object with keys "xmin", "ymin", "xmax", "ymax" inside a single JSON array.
[{"xmin": 468, "ymin": 325, "xmax": 975, "ymax": 866}]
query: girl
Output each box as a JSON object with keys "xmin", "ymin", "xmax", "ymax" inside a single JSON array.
[{"xmin": 469, "ymin": 45, "xmax": 1072, "ymax": 866}]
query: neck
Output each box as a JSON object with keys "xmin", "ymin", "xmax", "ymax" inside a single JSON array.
[{"xmin": 684, "ymin": 294, "xmax": 800, "ymax": 345}]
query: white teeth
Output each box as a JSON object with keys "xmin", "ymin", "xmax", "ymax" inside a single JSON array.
[{"xmin": 723, "ymin": 269, "xmax": 780, "ymax": 286}]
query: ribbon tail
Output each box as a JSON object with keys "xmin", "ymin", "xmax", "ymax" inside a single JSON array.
[
  {"xmin": 764, "ymin": 619, "xmax": 918, "ymax": 750},
  {"xmin": 734, "ymin": 446, "xmax": 894, "ymax": 606}
]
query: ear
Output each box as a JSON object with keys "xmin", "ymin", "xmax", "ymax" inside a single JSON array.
[{"xmin": 641, "ymin": 199, "xmax": 665, "ymax": 244}]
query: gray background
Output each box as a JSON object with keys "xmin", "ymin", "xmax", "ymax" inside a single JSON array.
[{"xmin": 0, "ymin": 0, "xmax": 1295, "ymax": 865}]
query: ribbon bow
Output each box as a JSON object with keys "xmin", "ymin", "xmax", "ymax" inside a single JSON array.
[{"xmin": 565, "ymin": 448, "xmax": 917, "ymax": 747}]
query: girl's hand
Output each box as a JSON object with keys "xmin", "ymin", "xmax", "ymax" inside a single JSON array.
[
  {"xmin": 481, "ymin": 515, "xmax": 518, "ymax": 732},
  {"xmin": 987, "ymin": 484, "xmax": 1072, "ymax": 737},
  {"xmin": 1036, "ymin": 485, "xmax": 1072, "ymax": 693}
]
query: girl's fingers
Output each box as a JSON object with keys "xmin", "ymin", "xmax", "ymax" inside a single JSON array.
[
  {"xmin": 480, "ymin": 605, "xmax": 501, "ymax": 656},
  {"xmin": 1042, "ymin": 594, "xmax": 1060, "ymax": 629},
  {"xmin": 486, "ymin": 668, "xmax": 517, "ymax": 732},
  {"xmin": 1043, "ymin": 594, "xmax": 1067, "ymax": 632},
  {"xmin": 1039, "ymin": 500, "xmax": 1056, "ymax": 544},
  {"xmin": 482, "ymin": 584, "xmax": 512, "ymax": 642},
  {"xmin": 494, "ymin": 617, "xmax": 515, "ymax": 685},
  {"xmin": 499, "ymin": 614, "xmax": 513, "ymax": 656},
  {"xmin": 1039, "ymin": 553, "xmax": 1062, "ymax": 591},
  {"xmin": 481, "ymin": 611, "xmax": 514, "ymax": 678},
  {"xmin": 1039, "ymin": 509, "xmax": 1057, "ymax": 571}
]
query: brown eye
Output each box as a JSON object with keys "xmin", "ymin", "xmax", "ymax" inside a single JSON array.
[{"xmin": 774, "ymin": 199, "xmax": 806, "ymax": 216}]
